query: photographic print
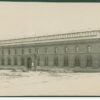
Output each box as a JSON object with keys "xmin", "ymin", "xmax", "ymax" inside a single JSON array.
[{"xmin": 0, "ymin": 2, "xmax": 100, "ymax": 96}]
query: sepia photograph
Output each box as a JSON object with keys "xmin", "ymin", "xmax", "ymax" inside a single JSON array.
[{"xmin": 0, "ymin": 2, "xmax": 100, "ymax": 96}]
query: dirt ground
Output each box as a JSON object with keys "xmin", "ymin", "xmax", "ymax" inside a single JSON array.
[{"xmin": 0, "ymin": 70, "xmax": 100, "ymax": 96}]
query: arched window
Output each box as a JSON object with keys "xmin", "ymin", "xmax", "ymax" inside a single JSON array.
[
  {"xmin": 74, "ymin": 56, "xmax": 80, "ymax": 66},
  {"xmin": 87, "ymin": 55, "xmax": 92, "ymax": 67},
  {"xmin": 14, "ymin": 57, "xmax": 17, "ymax": 65},
  {"xmin": 1, "ymin": 57, "xmax": 4, "ymax": 65},
  {"xmin": 54, "ymin": 56, "xmax": 58, "ymax": 66},
  {"xmin": 64, "ymin": 56, "xmax": 68, "ymax": 66},
  {"xmin": 21, "ymin": 57, "xmax": 24, "ymax": 65},
  {"xmin": 44, "ymin": 56, "xmax": 48, "ymax": 66},
  {"xmin": 8, "ymin": 57, "xmax": 11, "ymax": 65}
]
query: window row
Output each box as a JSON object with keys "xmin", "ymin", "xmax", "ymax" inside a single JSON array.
[{"xmin": 0, "ymin": 46, "xmax": 92, "ymax": 55}]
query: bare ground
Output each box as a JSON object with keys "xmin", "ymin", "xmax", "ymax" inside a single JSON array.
[{"xmin": 0, "ymin": 70, "xmax": 100, "ymax": 96}]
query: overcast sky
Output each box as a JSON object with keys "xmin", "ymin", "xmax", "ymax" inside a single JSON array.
[{"xmin": 0, "ymin": 2, "xmax": 100, "ymax": 40}]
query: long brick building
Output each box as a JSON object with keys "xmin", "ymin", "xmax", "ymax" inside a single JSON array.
[{"xmin": 0, "ymin": 30, "xmax": 100, "ymax": 71}]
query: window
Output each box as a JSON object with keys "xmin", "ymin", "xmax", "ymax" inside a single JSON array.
[
  {"xmin": 87, "ymin": 46, "xmax": 91, "ymax": 53},
  {"xmin": 55, "ymin": 47, "xmax": 58, "ymax": 53},
  {"xmin": 64, "ymin": 56, "xmax": 68, "ymax": 66},
  {"xmin": 54, "ymin": 56, "xmax": 58, "ymax": 66},
  {"xmin": 75, "ymin": 46, "xmax": 79, "ymax": 52},
  {"xmin": 35, "ymin": 48, "xmax": 39, "ymax": 54}
]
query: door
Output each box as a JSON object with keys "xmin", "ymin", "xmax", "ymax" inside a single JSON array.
[
  {"xmin": 74, "ymin": 56, "xmax": 80, "ymax": 66},
  {"xmin": 27, "ymin": 57, "xmax": 32, "ymax": 70}
]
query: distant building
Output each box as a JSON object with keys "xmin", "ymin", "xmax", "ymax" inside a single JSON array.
[{"xmin": 0, "ymin": 30, "xmax": 100, "ymax": 71}]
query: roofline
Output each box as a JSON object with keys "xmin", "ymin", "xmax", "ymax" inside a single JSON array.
[{"xmin": 0, "ymin": 29, "xmax": 100, "ymax": 42}]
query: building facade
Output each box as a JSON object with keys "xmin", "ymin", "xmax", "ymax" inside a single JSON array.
[{"xmin": 0, "ymin": 30, "xmax": 100, "ymax": 71}]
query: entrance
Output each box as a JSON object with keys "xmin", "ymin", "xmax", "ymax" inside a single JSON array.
[
  {"xmin": 27, "ymin": 57, "xmax": 32, "ymax": 70},
  {"xmin": 74, "ymin": 56, "xmax": 80, "ymax": 66},
  {"xmin": 87, "ymin": 55, "xmax": 92, "ymax": 67}
]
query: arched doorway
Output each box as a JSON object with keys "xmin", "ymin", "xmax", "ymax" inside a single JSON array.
[
  {"xmin": 27, "ymin": 57, "xmax": 32, "ymax": 70},
  {"xmin": 8, "ymin": 57, "xmax": 11, "ymax": 65},
  {"xmin": 64, "ymin": 56, "xmax": 68, "ymax": 66},
  {"xmin": 87, "ymin": 55, "xmax": 92, "ymax": 67},
  {"xmin": 74, "ymin": 56, "xmax": 80, "ymax": 67},
  {"xmin": 54, "ymin": 56, "xmax": 58, "ymax": 66}
]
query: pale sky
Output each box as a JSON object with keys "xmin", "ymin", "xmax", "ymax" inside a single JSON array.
[{"xmin": 0, "ymin": 2, "xmax": 100, "ymax": 40}]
